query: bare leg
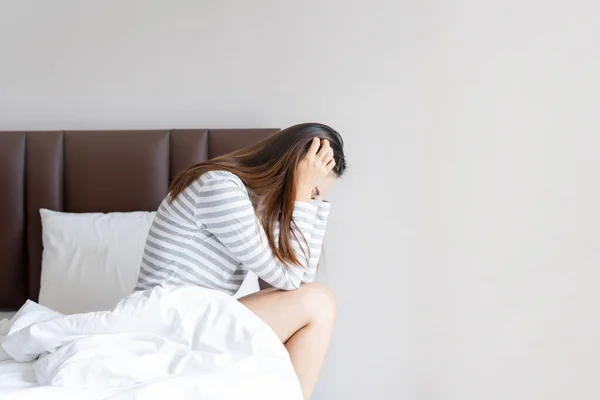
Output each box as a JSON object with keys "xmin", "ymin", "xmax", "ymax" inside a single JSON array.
[{"xmin": 238, "ymin": 282, "xmax": 336, "ymax": 400}]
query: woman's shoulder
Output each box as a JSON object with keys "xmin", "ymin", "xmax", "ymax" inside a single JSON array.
[{"xmin": 197, "ymin": 170, "xmax": 245, "ymax": 189}]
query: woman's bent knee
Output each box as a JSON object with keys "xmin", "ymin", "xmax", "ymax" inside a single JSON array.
[{"xmin": 300, "ymin": 282, "xmax": 337, "ymax": 324}]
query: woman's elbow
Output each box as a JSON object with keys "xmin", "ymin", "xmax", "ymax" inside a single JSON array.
[{"xmin": 279, "ymin": 279, "xmax": 302, "ymax": 291}]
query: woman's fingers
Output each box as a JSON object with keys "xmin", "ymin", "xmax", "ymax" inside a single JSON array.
[
  {"xmin": 307, "ymin": 137, "xmax": 320, "ymax": 158},
  {"xmin": 322, "ymin": 148, "xmax": 334, "ymax": 165},
  {"xmin": 325, "ymin": 157, "xmax": 336, "ymax": 171},
  {"xmin": 316, "ymin": 139, "xmax": 330, "ymax": 161}
]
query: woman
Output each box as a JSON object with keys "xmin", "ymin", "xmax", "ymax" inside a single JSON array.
[{"xmin": 135, "ymin": 123, "xmax": 346, "ymax": 399}]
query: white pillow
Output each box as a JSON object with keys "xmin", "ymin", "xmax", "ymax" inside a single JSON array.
[{"xmin": 39, "ymin": 209, "xmax": 155, "ymax": 314}]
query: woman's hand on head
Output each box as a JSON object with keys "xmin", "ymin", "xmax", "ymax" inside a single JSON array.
[{"xmin": 295, "ymin": 138, "xmax": 335, "ymax": 202}]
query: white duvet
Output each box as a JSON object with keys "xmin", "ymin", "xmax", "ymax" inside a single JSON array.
[{"xmin": 0, "ymin": 286, "xmax": 302, "ymax": 400}]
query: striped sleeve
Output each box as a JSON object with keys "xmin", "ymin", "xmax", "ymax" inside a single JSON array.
[
  {"xmin": 193, "ymin": 174, "xmax": 324, "ymax": 290},
  {"xmin": 300, "ymin": 200, "xmax": 330, "ymax": 283}
]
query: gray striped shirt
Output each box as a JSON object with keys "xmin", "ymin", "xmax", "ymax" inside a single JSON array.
[{"xmin": 135, "ymin": 171, "xmax": 330, "ymax": 294}]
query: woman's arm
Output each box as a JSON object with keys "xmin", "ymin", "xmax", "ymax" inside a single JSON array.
[
  {"xmin": 194, "ymin": 175, "xmax": 323, "ymax": 290},
  {"xmin": 300, "ymin": 200, "xmax": 330, "ymax": 283}
]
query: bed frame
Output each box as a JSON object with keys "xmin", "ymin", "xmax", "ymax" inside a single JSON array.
[{"xmin": 0, "ymin": 129, "xmax": 278, "ymax": 310}]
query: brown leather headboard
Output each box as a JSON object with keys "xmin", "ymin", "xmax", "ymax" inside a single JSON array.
[{"xmin": 0, "ymin": 129, "xmax": 278, "ymax": 310}]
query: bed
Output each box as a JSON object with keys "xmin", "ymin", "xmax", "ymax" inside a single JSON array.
[{"xmin": 0, "ymin": 129, "xmax": 300, "ymax": 399}]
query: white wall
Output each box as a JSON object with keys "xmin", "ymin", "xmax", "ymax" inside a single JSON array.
[
  {"xmin": 1, "ymin": 1, "xmax": 599, "ymax": 400},
  {"xmin": 412, "ymin": 2, "xmax": 600, "ymax": 399}
]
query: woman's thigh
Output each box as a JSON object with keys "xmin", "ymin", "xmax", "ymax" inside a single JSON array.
[{"xmin": 238, "ymin": 284, "xmax": 323, "ymax": 343}]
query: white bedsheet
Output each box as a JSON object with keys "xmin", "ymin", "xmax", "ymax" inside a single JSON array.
[{"xmin": 0, "ymin": 286, "xmax": 302, "ymax": 400}]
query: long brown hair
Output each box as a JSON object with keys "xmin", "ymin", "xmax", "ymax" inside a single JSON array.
[{"xmin": 169, "ymin": 123, "xmax": 347, "ymax": 267}]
